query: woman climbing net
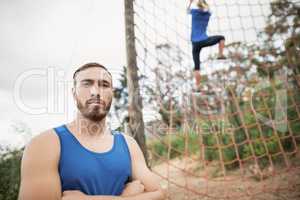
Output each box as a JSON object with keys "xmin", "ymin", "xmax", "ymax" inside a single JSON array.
[{"xmin": 187, "ymin": 0, "xmax": 226, "ymax": 92}]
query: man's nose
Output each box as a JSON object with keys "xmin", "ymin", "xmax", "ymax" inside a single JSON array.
[{"xmin": 90, "ymin": 85, "xmax": 100, "ymax": 96}]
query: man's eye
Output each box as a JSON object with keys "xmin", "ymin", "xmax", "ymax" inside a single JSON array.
[
  {"xmin": 82, "ymin": 82, "xmax": 91, "ymax": 87},
  {"xmin": 100, "ymin": 83, "xmax": 110, "ymax": 88}
]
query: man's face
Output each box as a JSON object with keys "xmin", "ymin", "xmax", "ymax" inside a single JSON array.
[{"xmin": 73, "ymin": 67, "xmax": 113, "ymax": 122}]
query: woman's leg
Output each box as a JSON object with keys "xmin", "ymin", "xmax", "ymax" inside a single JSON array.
[
  {"xmin": 218, "ymin": 38, "xmax": 225, "ymax": 59},
  {"xmin": 201, "ymin": 35, "xmax": 225, "ymax": 58},
  {"xmin": 194, "ymin": 70, "xmax": 201, "ymax": 87},
  {"xmin": 192, "ymin": 42, "xmax": 202, "ymax": 87},
  {"xmin": 192, "ymin": 42, "xmax": 201, "ymax": 71}
]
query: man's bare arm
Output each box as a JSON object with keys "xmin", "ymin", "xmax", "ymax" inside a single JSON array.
[
  {"xmin": 18, "ymin": 130, "xmax": 62, "ymax": 200},
  {"xmin": 124, "ymin": 135, "xmax": 165, "ymax": 199},
  {"xmin": 62, "ymin": 190, "xmax": 163, "ymax": 200},
  {"xmin": 89, "ymin": 192, "xmax": 163, "ymax": 200}
]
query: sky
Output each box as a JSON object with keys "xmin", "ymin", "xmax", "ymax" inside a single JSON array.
[
  {"xmin": 0, "ymin": 0, "xmax": 273, "ymax": 148},
  {"xmin": 0, "ymin": 0, "xmax": 127, "ymax": 147}
]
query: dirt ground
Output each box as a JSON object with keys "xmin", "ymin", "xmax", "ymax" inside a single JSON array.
[{"xmin": 151, "ymin": 152, "xmax": 300, "ymax": 200}]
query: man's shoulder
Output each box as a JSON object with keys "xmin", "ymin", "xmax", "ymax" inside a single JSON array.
[
  {"xmin": 24, "ymin": 128, "xmax": 60, "ymax": 157},
  {"xmin": 30, "ymin": 128, "xmax": 59, "ymax": 144},
  {"xmin": 113, "ymin": 132, "xmax": 139, "ymax": 150},
  {"xmin": 119, "ymin": 133, "xmax": 136, "ymax": 145}
]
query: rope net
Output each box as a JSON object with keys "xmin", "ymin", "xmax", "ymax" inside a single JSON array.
[{"xmin": 132, "ymin": 0, "xmax": 300, "ymax": 199}]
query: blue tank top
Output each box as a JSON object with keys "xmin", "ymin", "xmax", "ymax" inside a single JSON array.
[
  {"xmin": 190, "ymin": 8, "xmax": 211, "ymax": 42},
  {"xmin": 54, "ymin": 125, "xmax": 132, "ymax": 196}
]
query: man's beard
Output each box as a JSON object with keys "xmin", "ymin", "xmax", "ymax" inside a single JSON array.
[{"xmin": 76, "ymin": 97, "xmax": 112, "ymax": 122}]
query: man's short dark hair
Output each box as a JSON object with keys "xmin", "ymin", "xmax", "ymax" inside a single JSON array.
[{"xmin": 73, "ymin": 62, "xmax": 112, "ymax": 85}]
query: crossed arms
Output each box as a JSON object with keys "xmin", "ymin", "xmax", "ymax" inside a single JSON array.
[{"xmin": 18, "ymin": 130, "xmax": 165, "ymax": 200}]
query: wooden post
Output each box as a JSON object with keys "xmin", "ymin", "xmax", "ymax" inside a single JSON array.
[{"xmin": 124, "ymin": 0, "xmax": 148, "ymax": 163}]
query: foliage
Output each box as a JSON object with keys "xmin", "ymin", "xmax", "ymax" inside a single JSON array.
[
  {"xmin": 113, "ymin": 66, "xmax": 129, "ymax": 128},
  {"xmin": 144, "ymin": 43, "xmax": 191, "ymax": 128},
  {"xmin": 0, "ymin": 148, "xmax": 23, "ymax": 200},
  {"xmin": 148, "ymin": 84, "xmax": 300, "ymax": 170},
  {"xmin": 234, "ymin": 0, "xmax": 300, "ymax": 78},
  {"xmin": 148, "ymin": 132, "xmax": 199, "ymax": 164}
]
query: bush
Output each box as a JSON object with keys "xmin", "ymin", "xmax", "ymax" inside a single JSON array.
[
  {"xmin": 0, "ymin": 148, "xmax": 23, "ymax": 200},
  {"xmin": 148, "ymin": 132, "xmax": 200, "ymax": 163},
  {"xmin": 148, "ymin": 84, "xmax": 300, "ymax": 170}
]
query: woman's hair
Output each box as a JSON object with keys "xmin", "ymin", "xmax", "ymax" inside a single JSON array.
[{"xmin": 197, "ymin": 0, "xmax": 209, "ymax": 10}]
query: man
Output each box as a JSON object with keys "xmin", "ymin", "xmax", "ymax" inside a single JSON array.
[{"xmin": 18, "ymin": 63, "xmax": 165, "ymax": 200}]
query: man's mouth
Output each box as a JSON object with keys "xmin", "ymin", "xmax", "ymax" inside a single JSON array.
[{"xmin": 87, "ymin": 99, "xmax": 105, "ymax": 106}]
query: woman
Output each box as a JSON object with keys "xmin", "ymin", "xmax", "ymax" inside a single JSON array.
[{"xmin": 188, "ymin": 0, "xmax": 226, "ymax": 91}]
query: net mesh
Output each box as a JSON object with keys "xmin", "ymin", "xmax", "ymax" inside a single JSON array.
[{"xmin": 131, "ymin": 0, "xmax": 300, "ymax": 199}]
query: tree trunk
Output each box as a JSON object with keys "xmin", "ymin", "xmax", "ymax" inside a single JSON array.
[{"xmin": 124, "ymin": 0, "xmax": 148, "ymax": 164}]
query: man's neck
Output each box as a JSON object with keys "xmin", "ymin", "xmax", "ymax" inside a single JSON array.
[{"xmin": 71, "ymin": 114, "xmax": 107, "ymax": 137}]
